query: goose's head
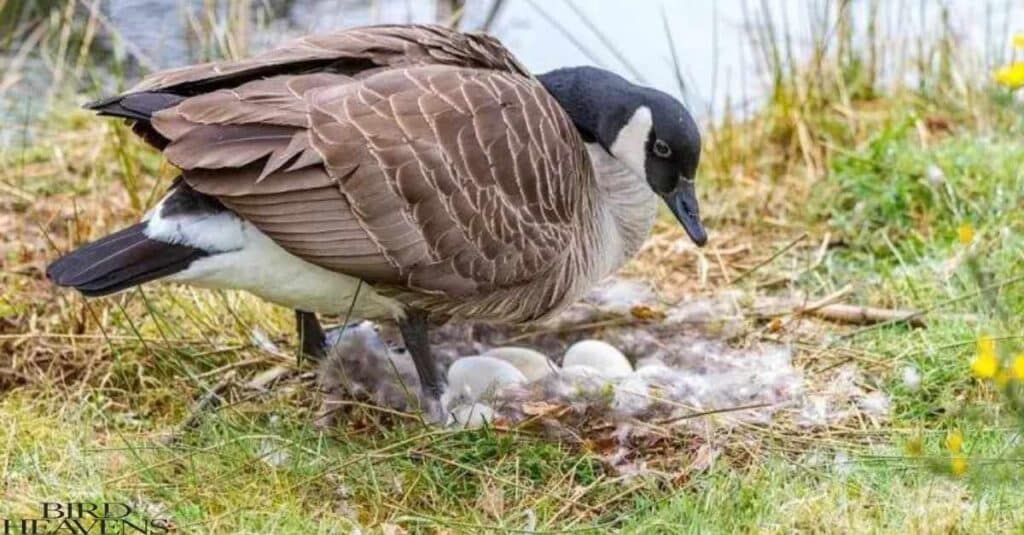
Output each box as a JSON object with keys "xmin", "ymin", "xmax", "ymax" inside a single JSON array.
[{"xmin": 538, "ymin": 66, "xmax": 707, "ymax": 246}]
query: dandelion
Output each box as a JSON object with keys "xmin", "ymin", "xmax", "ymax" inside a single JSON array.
[
  {"xmin": 978, "ymin": 336, "xmax": 997, "ymax": 358},
  {"xmin": 951, "ymin": 456, "xmax": 968, "ymax": 476},
  {"xmin": 1014, "ymin": 33, "xmax": 1024, "ymax": 49},
  {"xmin": 957, "ymin": 223, "xmax": 974, "ymax": 245},
  {"xmin": 945, "ymin": 429, "xmax": 963, "ymax": 454},
  {"xmin": 971, "ymin": 336, "xmax": 999, "ymax": 378},
  {"xmin": 994, "ymin": 63, "xmax": 1024, "ymax": 89},
  {"xmin": 971, "ymin": 351, "xmax": 999, "ymax": 378},
  {"xmin": 1012, "ymin": 354, "xmax": 1024, "ymax": 380}
]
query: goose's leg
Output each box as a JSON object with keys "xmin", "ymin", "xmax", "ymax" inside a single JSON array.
[
  {"xmin": 398, "ymin": 308, "xmax": 445, "ymax": 401},
  {"xmin": 295, "ymin": 310, "xmax": 326, "ymax": 361}
]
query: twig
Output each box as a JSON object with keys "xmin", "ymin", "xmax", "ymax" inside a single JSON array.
[
  {"xmin": 732, "ymin": 232, "xmax": 808, "ymax": 284},
  {"xmin": 160, "ymin": 371, "xmax": 236, "ymax": 445},
  {"xmin": 808, "ymin": 303, "xmax": 927, "ymax": 328},
  {"xmin": 194, "ymin": 356, "xmax": 268, "ymax": 379},
  {"xmin": 655, "ymin": 402, "xmax": 773, "ymax": 427},
  {"xmin": 800, "ymin": 284, "xmax": 854, "ymax": 313},
  {"xmin": 245, "ymin": 365, "xmax": 292, "ymax": 392},
  {"xmin": 841, "ymin": 273, "xmax": 1024, "ymax": 339},
  {"xmin": 500, "ymin": 317, "xmax": 633, "ymax": 343}
]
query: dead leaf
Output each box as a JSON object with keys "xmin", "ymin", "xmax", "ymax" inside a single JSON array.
[
  {"xmin": 924, "ymin": 115, "xmax": 953, "ymax": 134},
  {"xmin": 630, "ymin": 305, "xmax": 666, "ymax": 321},
  {"xmin": 381, "ymin": 523, "xmax": 408, "ymax": 535},
  {"xmin": 689, "ymin": 443, "xmax": 720, "ymax": 472},
  {"xmin": 521, "ymin": 401, "xmax": 567, "ymax": 418},
  {"xmin": 476, "ymin": 483, "xmax": 505, "ymax": 519}
]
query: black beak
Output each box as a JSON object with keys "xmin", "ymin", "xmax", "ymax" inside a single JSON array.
[{"xmin": 660, "ymin": 179, "xmax": 707, "ymax": 246}]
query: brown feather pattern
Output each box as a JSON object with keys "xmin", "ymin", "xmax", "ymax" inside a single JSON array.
[{"xmin": 123, "ymin": 24, "xmax": 610, "ymax": 322}]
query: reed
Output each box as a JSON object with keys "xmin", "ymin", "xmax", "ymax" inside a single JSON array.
[{"xmin": 2, "ymin": 1, "xmax": 1023, "ymax": 531}]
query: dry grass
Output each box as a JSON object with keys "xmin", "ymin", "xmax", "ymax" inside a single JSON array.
[{"xmin": 2, "ymin": 1, "xmax": 1024, "ymax": 532}]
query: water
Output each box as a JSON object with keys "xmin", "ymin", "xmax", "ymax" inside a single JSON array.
[
  {"xmin": 99, "ymin": 0, "xmax": 1024, "ymax": 113},
  {"xmin": 1, "ymin": 0, "xmax": 1021, "ymax": 147}
]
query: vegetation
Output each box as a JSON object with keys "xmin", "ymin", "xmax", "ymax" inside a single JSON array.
[{"xmin": 2, "ymin": 1, "xmax": 1023, "ymax": 532}]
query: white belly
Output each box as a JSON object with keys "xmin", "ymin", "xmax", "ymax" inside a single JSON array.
[{"xmin": 144, "ymin": 205, "xmax": 404, "ymax": 319}]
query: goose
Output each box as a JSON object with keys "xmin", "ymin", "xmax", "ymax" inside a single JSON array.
[{"xmin": 46, "ymin": 24, "xmax": 707, "ymax": 404}]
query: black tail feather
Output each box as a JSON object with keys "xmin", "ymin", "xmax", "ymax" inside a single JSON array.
[
  {"xmin": 85, "ymin": 92, "xmax": 185, "ymax": 121},
  {"xmin": 47, "ymin": 223, "xmax": 207, "ymax": 297},
  {"xmin": 85, "ymin": 92, "xmax": 186, "ymax": 149}
]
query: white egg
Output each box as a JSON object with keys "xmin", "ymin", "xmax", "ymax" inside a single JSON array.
[
  {"xmin": 552, "ymin": 365, "xmax": 612, "ymax": 397},
  {"xmin": 445, "ymin": 356, "xmax": 527, "ymax": 403},
  {"xmin": 562, "ymin": 340, "xmax": 632, "ymax": 378},
  {"xmin": 483, "ymin": 346, "xmax": 556, "ymax": 381},
  {"xmin": 560, "ymin": 365, "xmax": 606, "ymax": 379},
  {"xmin": 447, "ymin": 403, "xmax": 495, "ymax": 429}
]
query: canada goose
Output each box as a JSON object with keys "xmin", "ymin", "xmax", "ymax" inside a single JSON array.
[{"xmin": 46, "ymin": 24, "xmax": 706, "ymax": 403}]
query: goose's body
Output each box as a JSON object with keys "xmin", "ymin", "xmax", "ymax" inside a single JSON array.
[
  {"xmin": 47, "ymin": 25, "xmax": 706, "ymax": 402},
  {"xmin": 151, "ymin": 142, "xmax": 655, "ymax": 323}
]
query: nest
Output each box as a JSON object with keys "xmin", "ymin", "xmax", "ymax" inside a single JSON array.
[{"xmin": 314, "ymin": 279, "xmax": 888, "ymax": 446}]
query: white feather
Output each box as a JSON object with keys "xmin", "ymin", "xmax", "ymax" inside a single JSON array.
[
  {"xmin": 608, "ymin": 106, "xmax": 653, "ymax": 179},
  {"xmin": 145, "ymin": 197, "xmax": 403, "ymax": 319},
  {"xmin": 146, "ymin": 208, "xmax": 246, "ymax": 252}
]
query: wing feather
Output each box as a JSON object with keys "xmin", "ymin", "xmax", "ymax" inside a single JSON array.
[
  {"xmin": 129, "ymin": 25, "xmax": 528, "ymax": 95},
  {"xmin": 147, "ymin": 61, "xmax": 590, "ymax": 315}
]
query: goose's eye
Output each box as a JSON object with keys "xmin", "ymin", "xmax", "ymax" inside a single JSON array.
[{"xmin": 653, "ymin": 139, "xmax": 672, "ymax": 158}]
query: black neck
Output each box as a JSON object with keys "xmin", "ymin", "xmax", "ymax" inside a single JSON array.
[{"xmin": 537, "ymin": 66, "xmax": 641, "ymax": 150}]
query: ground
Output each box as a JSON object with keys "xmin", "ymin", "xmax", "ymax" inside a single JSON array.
[{"xmin": 3, "ymin": 8, "xmax": 1024, "ymax": 534}]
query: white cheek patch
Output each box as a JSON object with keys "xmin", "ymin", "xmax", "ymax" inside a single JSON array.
[{"xmin": 609, "ymin": 106, "xmax": 652, "ymax": 179}]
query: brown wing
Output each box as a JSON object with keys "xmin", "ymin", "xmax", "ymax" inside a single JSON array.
[
  {"xmin": 152, "ymin": 66, "xmax": 592, "ymax": 299},
  {"xmin": 131, "ymin": 24, "xmax": 528, "ymax": 95}
]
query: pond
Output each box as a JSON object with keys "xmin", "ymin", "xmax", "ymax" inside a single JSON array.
[{"xmin": 1, "ymin": 0, "xmax": 1021, "ymax": 147}]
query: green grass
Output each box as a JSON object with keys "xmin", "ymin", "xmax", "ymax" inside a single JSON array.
[
  {"xmin": 4, "ymin": 3, "xmax": 1024, "ymax": 533},
  {"xmin": 630, "ymin": 103, "xmax": 1024, "ymax": 533},
  {"xmin": 4, "ymin": 94, "xmax": 1023, "ymax": 533},
  {"xmin": 626, "ymin": 450, "xmax": 1024, "ymax": 533}
]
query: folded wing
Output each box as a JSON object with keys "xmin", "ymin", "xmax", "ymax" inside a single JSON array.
[
  {"xmin": 129, "ymin": 24, "xmax": 529, "ymax": 95},
  {"xmin": 151, "ymin": 66, "xmax": 591, "ymax": 300}
]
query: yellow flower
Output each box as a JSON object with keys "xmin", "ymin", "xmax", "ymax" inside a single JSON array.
[
  {"xmin": 1012, "ymin": 354, "xmax": 1024, "ymax": 380},
  {"xmin": 971, "ymin": 351, "xmax": 999, "ymax": 378},
  {"xmin": 1014, "ymin": 33, "xmax": 1024, "ymax": 49},
  {"xmin": 994, "ymin": 62, "xmax": 1024, "ymax": 89},
  {"xmin": 951, "ymin": 456, "xmax": 968, "ymax": 476},
  {"xmin": 945, "ymin": 429, "xmax": 963, "ymax": 454},
  {"xmin": 978, "ymin": 336, "xmax": 997, "ymax": 358},
  {"xmin": 971, "ymin": 336, "xmax": 999, "ymax": 378},
  {"xmin": 957, "ymin": 223, "xmax": 974, "ymax": 245}
]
